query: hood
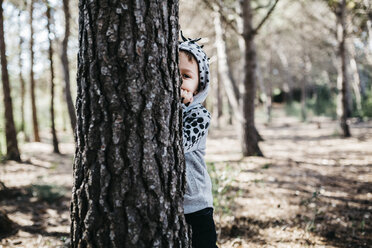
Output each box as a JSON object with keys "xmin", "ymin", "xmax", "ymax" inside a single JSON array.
[{"xmin": 179, "ymin": 34, "xmax": 210, "ymax": 111}]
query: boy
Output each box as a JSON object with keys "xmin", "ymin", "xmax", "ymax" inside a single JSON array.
[{"xmin": 179, "ymin": 34, "xmax": 217, "ymax": 248}]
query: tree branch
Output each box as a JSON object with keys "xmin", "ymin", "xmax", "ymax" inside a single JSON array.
[
  {"xmin": 253, "ymin": 1, "xmax": 272, "ymax": 11},
  {"xmin": 253, "ymin": 0, "xmax": 280, "ymax": 34},
  {"xmin": 201, "ymin": 0, "xmax": 242, "ymax": 36}
]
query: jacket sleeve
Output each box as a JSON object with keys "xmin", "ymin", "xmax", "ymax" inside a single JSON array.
[{"xmin": 183, "ymin": 107, "xmax": 211, "ymax": 153}]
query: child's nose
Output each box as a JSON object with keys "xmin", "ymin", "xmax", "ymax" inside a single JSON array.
[{"xmin": 181, "ymin": 87, "xmax": 190, "ymax": 93}]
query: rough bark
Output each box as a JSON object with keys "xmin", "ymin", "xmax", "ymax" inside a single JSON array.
[
  {"xmin": 71, "ymin": 0, "xmax": 189, "ymax": 247},
  {"xmin": 242, "ymin": 0, "xmax": 263, "ymax": 156},
  {"xmin": 336, "ymin": 0, "xmax": 351, "ymax": 137},
  {"xmin": 46, "ymin": 0, "xmax": 60, "ymax": 154},
  {"xmin": 61, "ymin": 0, "xmax": 76, "ymax": 135},
  {"xmin": 0, "ymin": 0, "xmax": 21, "ymax": 161},
  {"xmin": 29, "ymin": 0, "xmax": 40, "ymax": 142}
]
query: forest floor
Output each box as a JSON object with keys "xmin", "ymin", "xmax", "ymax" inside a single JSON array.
[{"xmin": 0, "ymin": 109, "xmax": 371, "ymax": 247}]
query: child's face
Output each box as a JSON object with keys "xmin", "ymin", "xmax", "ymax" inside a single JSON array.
[{"xmin": 179, "ymin": 52, "xmax": 199, "ymax": 96}]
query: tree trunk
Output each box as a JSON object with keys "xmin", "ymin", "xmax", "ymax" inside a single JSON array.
[
  {"xmin": 29, "ymin": 0, "xmax": 40, "ymax": 142},
  {"xmin": 71, "ymin": 1, "xmax": 190, "ymax": 247},
  {"xmin": 336, "ymin": 0, "xmax": 351, "ymax": 137},
  {"xmin": 61, "ymin": 0, "xmax": 76, "ymax": 136},
  {"xmin": 215, "ymin": 65, "xmax": 223, "ymax": 128},
  {"xmin": 300, "ymin": 79, "xmax": 307, "ymax": 122},
  {"xmin": 242, "ymin": 0, "xmax": 263, "ymax": 157},
  {"xmin": 301, "ymin": 54, "xmax": 312, "ymax": 122},
  {"xmin": 235, "ymin": 0, "xmax": 245, "ymax": 94},
  {"xmin": 224, "ymin": 37, "xmax": 240, "ymax": 102},
  {"xmin": 257, "ymin": 58, "xmax": 271, "ymax": 123},
  {"xmin": 227, "ymin": 100, "xmax": 233, "ymax": 125},
  {"xmin": 214, "ymin": 10, "xmax": 244, "ymax": 124},
  {"xmin": 61, "ymin": 88, "xmax": 68, "ymax": 132},
  {"xmin": 347, "ymin": 38, "xmax": 362, "ymax": 109},
  {"xmin": 18, "ymin": 10, "xmax": 27, "ymax": 141},
  {"xmin": 0, "ymin": 0, "xmax": 21, "ymax": 161},
  {"xmin": 46, "ymin": 0, "xmax": 60, "ymax": 154},
  {"xmin": 277, "ymin": 50, "xmax": 294, "ymax": 103},
  {"xmin": 365, "ymin": 19, "xmax": 372, "ymax": 67}
]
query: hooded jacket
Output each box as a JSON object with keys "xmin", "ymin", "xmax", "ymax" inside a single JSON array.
[{"xmin": 179, "ymin": 37, "xmax": 213, "ymax": 214}]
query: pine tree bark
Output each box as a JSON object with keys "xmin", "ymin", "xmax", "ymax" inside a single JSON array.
[
  {"xmin": 46, "ymin": 0, "xmax": 60, "ymax": 153},
  {"xmin": 61, "ymin": 0, "xmax": 76, "ymax": 135},
  {"xmin": 71, "ymin": 0, "xmax": 189, "ymax": 247},
  {"xmin": 242, "ymin": 0, "xmax": 263, "ymax": 156},
  {"xmin": 0, "ymin": 0, "xmax": 21, "ymax": 161},
  {"xmin": 29, "ymin": 0, "xmax": 40, "ymax": 142}
]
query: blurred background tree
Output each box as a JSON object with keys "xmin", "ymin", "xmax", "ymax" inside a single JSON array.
[
  {"xmin": 180, "ymin": 0, "xmax": 371, "ymax": 153},
  {"xmin": 0, "ymin": 0, "xmax": 370, "ymax": 158},
  {"xmin": 0, "ymin": 0, "xmax": 371, "ymax": 246}
]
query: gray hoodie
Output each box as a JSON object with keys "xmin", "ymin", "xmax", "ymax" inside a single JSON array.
[{"xmin": 179, "ymin": 37, "xmax": 213, "ymax": 214}]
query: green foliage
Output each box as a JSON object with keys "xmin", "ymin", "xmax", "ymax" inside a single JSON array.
[
  {"xmin": 307, "ymin": 84, "xmax": 337, "ymax": 119},
  {"xmin": 285, "ymin": 85, "xmax": 337, "ymax": 120},
  {"xmin": 207, "ymin": 162, "xmax": 241, "ymax": 216},
  {"xmin": 0, "ymin": 154, "xmax": 5, "ymax": 163},
  {"xmin": 361, "ymin": 90, "xmax": 372, "ymax": 118},
  {"xmin": 284, "ymin": 101, "xmax": 302, "ymax": 118},
  {"xmin": 27, "ymin": 183, "xmax": 67, "ymax": 203},
  {"xmin": 261, "ymin": 163, "xmax": 271, "ymax": 169}
]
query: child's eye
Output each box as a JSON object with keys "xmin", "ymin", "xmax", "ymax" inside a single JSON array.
[{"xmin": 182, "ymin": 74, "xmax": 190, "ymax": 79}]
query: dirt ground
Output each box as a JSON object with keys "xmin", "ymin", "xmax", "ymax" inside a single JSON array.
[{"xmin": 0, "ymin": 110, "xmax": 371, "ymax": 247}]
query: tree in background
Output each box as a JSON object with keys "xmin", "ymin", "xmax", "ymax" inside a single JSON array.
[
  {"xmin": 45, "ymin": 0, "xmax": 60, "ymax": 153},
  {"xmin": 71, "ymin": 0, "xmax": 190, "ymax": 246},
  {"xmin": 202, "ymin": 0, "xmax": 279, "ymax": 156},
  {"xmin": 335, "ymin": 0, "xmax": 352, "ymax": 137},
  {"xmin": 0, "ymin": 0, "xmax": 20, "ymax": 161},
  {"xmin": 324, "ymin": 0, "xmax": 368, "ymax": 137},
  {"xmin": 61, "ymin": 0, "xmax": 76, "ymax": 135},
  {"xmin": 240, "ymin": 0, "xmax": 279, "ymax": 156},
  {"xmin": 17, "ymin": 4, "xmax": 27, "ymax": 142},
  {"xmin": 29, "ymin": 0, "xmax": 40, "ymax": 142}
]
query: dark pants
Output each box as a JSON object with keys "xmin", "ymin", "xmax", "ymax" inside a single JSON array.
[{"xmin": 185, "ymin": 207, "xmax": 218, "ymax": 248}]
